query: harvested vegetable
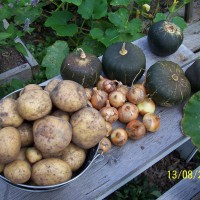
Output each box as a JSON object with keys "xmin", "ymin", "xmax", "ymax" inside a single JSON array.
[
  {"xmin": 109, "ymin": 90, "xmax": 126, "ymax": 108},
  {"xmin": 99, "ymin": 137, "xmax": 112, "ymax": 153},
  {"xmin": 137, "ymin": 97, "xmax": 156, "ymax": 115},
  {"xmin": 110, "ymin": 128, "xmax": 128, "ymax": 146},
  {"xmin": 143, "ymin": 113, "xmax": 160, "ymax": 132}
]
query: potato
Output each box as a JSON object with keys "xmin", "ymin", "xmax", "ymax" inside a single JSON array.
[
  {"xmin": 70, "ymin": 107, "xmax": 107, "ymax": 149},
  {"xmin": 33, "ymin": 115, "xmax": 72, "ymax": 154},
  {"xmin": 4, "ymin": 160, "xmax": 31, "ymax": 184},
  {"xmin": 0, "ymin": 163, "xmax": 5, "ymax": 173},
  {"xmin": 31, "ymin": 158, "xmax": 72, "ymax": 186},
  {"xmin": 0, "ymin": 98, "xmax": 23, "ymax": 127},
  {"xmin": 50, "ymin": 80, "xmax": 87, "ymax": 112},
  {"xmin": 41, "ymin": 150, "xmax": 63, "ymax": 159},
  {"xmin": 52, "ymin": 110, "xmax": 70, "ymax": 122},
  {"xmin": 0, "ymin": 127, "xmax": 21, "ymax": 164},
  {"xmin": 17, "ymin": 122, "xmax": 33, "ymax": 147},
  {"xmin": 61, "ymin": 143, "xmax": 86, "ymax": 172},
  {"xmin": 26, "ymin": 147, "xmax": 42, "ymax": 164},
  {"xmin": 16, "ymin": 148, "xmax": 27, "ymax": 161},
  {"xmin": 20, "ymin": 84, "xmax": 42, "ymax": 96},
  {"xmin": 17, "ymin": 89, "xmax": 52, "ymax": 121},
  {"xmin": 44, "ymin": 79, "xmax": 61, "ymax": 94}
]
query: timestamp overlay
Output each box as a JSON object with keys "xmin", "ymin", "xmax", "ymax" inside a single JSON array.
[{"xmin": 168, "ymin": 169, "xmax": 200, "ymax": 180}]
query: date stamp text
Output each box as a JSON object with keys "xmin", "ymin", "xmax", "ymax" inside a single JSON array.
[{"xmin": 168, "ymin": 170, "xmax": 200, "ymax": 180}]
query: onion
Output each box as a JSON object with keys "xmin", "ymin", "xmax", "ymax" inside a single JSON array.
[
  {"xmin": 126, "ymin": 84, "xmax": 146, "ymax": 104},
  {"xmin": 105, "ymin": 121, "xmax": 113, "ymax": 137},
  {"xmin": 100, "ymin": 100, "xmax": 118, "ymax": 123},
  {"xmin": 118, "ymin": 102, "xmax": 139, "ymax": 123},
  {"xmin": 109, "ymin": 90, "xmax": 126, "ymax": 108},
  {"xmin": 110, "ymin": 128, "xmax": 128, "ymax": 146},
  {"xmin": 85, "ymin": 88, "xmax": 93, "ymax": 100},
  {"xmin": 116, "ymin": 83, "xmax": 129, "ymax": 96},
  {"xmin": 143, "ymin": 113, "xmax": 160, "ymax": 132},
  {"xmin": 126, "ymin": 119, "xmax": 146, "ymax": 140},
  {"xmin": 90, "ymin": 87, "xmax": 108, "ymax": 110},
  {"xmin": 102, "ymin": 79, "xmax": 118, "ymax": 93},
  {"xmin": 97, "ymin": 76, "xmax": 107, "ymax": 90},
  {"xmin": 137, "ymin": 97, "xmax": 155, "ymax": 115},
  {"xmin": 99, "ymin": 137, "xmax": 112, "ymax": 153}
]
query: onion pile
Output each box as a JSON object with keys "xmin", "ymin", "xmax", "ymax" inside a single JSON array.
[{"xmin": 88, "ymin": 76, "xmax": 161, "ymax": 150}]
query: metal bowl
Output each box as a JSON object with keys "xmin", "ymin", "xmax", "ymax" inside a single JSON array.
[{"xmin": 0, "ymin": 87, "xmax": 101, "ymax": 192}]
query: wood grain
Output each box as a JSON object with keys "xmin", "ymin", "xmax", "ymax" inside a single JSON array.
[{"xmin": 0, "ymin": 36, "xmax": 197, "ymax": 200}]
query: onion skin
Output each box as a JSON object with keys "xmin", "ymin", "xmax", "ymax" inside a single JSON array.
[
  {"xmin": 116, "ymin": 84, "xmax": 129, "ymax": 96},
  {"xmin": 103, "ymin": 80, "xmax": 117, "ymax": 93},
  {"xmin": 143, "ymin": 113, "xmax": 160, "ymax": 132},
  {"xmin": 126, "ymin": 120, "xmax": 146, "ymax": 140},
  {"xmin": 126, "ymin": 84, "xmax": 146, "ymax": 104},
  {"xmin": 118, "ymin": 102, "xmax": 139, "ymax": 123},
  {"xmin": 85, "ymin": 88, "xmax": 93, "ymax": 100},
  {"xmin": 99, "ymin": 137, "xmax": 112, "ymax": 153},
  {"xmin": 110, "ymin": 128, "xmax": 128, "ymax": 146},
  {"xmin": 105, "ymin": 121, "xmax": 113, "ymax": 137},
  {"xmin": 97, "ymin": 76, "xmax": 108, "ymax": 90},
  {"xmin": 137, "ymin": 98, "xmax": 156, "ymax": 115},
  {"xmin": 109, "ymin": 90, "xmax": 126, "ymax": 108}
]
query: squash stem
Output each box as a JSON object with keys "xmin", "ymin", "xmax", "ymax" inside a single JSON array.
[
  {"xmin": 119, "ymin": 42, "xmax": 128, "ymax": 55},
  {"xmin": 77, "ymin": 48, "xmax": 86, "ymax": 59}
]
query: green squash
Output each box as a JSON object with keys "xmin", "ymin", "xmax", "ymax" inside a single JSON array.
[
  {"xmin": 60, "ymin": 49, "xmax": 102, "ymax": 88},
  {"xmin": 102, "ymin": 42, "xmax": 146, "ymax": 86},
  {"xmin": 185, "ymin": 59, "xmax": 200, "ymax": 92},
  {"xmin": 147, "ymin": 20, "xmax": 183, "ymax": 57},
  {"xmin": 145, "ymin": 61, "xmax": 191, "ymax": 107}
]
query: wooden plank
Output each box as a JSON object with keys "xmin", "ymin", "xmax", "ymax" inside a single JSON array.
[
  {"xmin": 184, "ymin": 1, "xmax": 194, "ymax": 23},
  {"xmin": 0, "ymin": 37, "xmax": 196, "ymax": 200},
  {"xmin": 158, "ymin": 166, "xmax": 200, "ymax": 200}
]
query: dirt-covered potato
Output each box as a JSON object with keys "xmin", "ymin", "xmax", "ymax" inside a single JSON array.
[
  {"xmin": 17, "ymin": 89, "xmax": 52, "ymax": 121},
  {"xmin": 70, "ymin": 107, "xmax": 107, "ymax": 149},
  {"xmin": 44, "ymin": 79, "xmax": 61, "ymax": 93},
  {"xmin": 0, "ymin": 98, "xmax": 24, "ymax": 127},
  {"xmin": 20, "ymin": 84, "xmax": 42, "ymax": 96},
  {"xmin": 4, "ymin": 160, "xmax": 31, "ymax": 184},
  {"xmin": 0, "ymin": 127, "xmax": 21, "ymax": 164},
  {"xmin": 52, "ymin": 110, "xmax": 70, "ymax": 122},
  {"xmin": 41, "ymin": 150, "xmax": 63, "ymax": 159},
  {"xmin": 26, "ymin": 147, "xmax": 42, "ymax": 164},
  {"xmin": 16, "ymin": 148, "xmax": 27, "ymax": 161},
  {"xmin": 17, "ymin": 122, "xmax": 33, "ymax": 147},
  {"xmin": 61, "ymin": 143, "xmax": 86, "ymax": 172},
  {"xmin": 50, "ymin": 80, "xmax": 87, "ymax": 112},
  {"xmin": 31, "ymin": 158, "xmax": 72, "ymax": 186},
  {"xmin": 33, "ymin": 115, "xmax": 72, "ymax": 154}
]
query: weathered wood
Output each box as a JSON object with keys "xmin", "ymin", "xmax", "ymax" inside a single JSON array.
[
  {"xmin": 158, "ymin": 166, "xmax": 200, "ymax": 200},
  {"xmin": 0, "ymin": 37, "xmax": 197, "ymax": 200},
  {"xmin": 184, "ymin": 1, "xmax": 194, "ymax": 22}
]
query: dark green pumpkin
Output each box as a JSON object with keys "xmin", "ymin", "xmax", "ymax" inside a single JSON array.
[
  {"xmin": 60, "ymin": 49, "xmax": 102, "ymax": 87},
  {"xmin": 102, "ymin": 42, "xmax": 146, "ymax": 86},
  {"xmin": 145, "ymin": 61, "xmax": 191, "ymax": 107},
  {"xmin": 185, "ymin": 59, "xmax": 200, "ymax": 92},
  {"xmin": 147, "ymin": 20, "xmax": 183, "ymax": 57}
]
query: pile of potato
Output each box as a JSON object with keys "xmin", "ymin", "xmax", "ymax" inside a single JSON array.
[{"xmin": 0, "ymin": 80, "xmax": 107, "ymax": 186}]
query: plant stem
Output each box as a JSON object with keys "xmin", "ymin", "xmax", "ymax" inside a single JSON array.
[{"xmin": 55, "ymin": 2, "xmax": 65, "ymax": 11}]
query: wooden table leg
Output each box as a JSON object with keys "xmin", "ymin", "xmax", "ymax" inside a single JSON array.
[{"xmin": 184, "ymin": 1, "xmax": 194, "ymax": 22}]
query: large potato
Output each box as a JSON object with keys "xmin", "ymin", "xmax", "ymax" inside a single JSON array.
[
  {"xmin": 17, "ymin": 89, "xmax": 52, "ymax": 121},
  {"xmin": 4, "ymin": 160, "xmax": 31, "ymax": 184},
  {"xmin": 31, "ymin": 158, "xmax": 72, "ymax": 186},
  {"xmin": 44, "ymin": 79, "xmax": 61, "ymax": 94},
  {"xmin": 50, "ymin": 80, "xmax": 87, "ymax": 112},
  {"xmin": 33, "ymin": 115, "xmax": 72, "ymax": 154},
  {"xmin": 70, "ymin": 107, "xmax": 107, "ymax": 149},
  {"xmin": 19, "ymin": 84, "xmax": 42, "ymax": 96},
  {"xmin": 0, "ymin": 127, "xmax": 21, "ymax": 164},
  {"xmin": 62, "ymin": 143, "xmax": 86, "ymax": 172},
  {"xmin": 17, "ymin": 122, "xmax": 33, "ymax": 147},
  {"xmin": 0, "ymin": 98, "xmax": 24, "ymax": 127}
]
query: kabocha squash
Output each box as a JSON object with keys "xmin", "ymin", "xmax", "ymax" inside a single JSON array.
[
  {"xmin": 102, "ymin": 42, "xmax": 146, "ymax": 86},
  {"xmin": 147, "ymin": 20, "xmax": 183, "ymax": 57},
  {"xmin": 145, "ymin": 61, "xmax": 191, "ymax": 107},
  {"xmin": 60, "ymin": 49, "xmax": 102, "ymax": 87},
  {"xmin": 185, "ymin": 59, "xmax": 200, "ymax": 92}
]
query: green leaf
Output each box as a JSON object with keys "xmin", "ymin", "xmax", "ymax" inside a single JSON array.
[
  {"xmin": 110, "ymin": 0, "xmax": 131, "ymax": 6},
  {"xmin": 61, "ymin": 0, "xmax": 82, "ymax": 6},
  {"xmin": 78, "ymin": 0, "xmax": 107, "ymax": 19},
  {"xmin": 14, "ymin": 42, "xmax": 28, "ymax": 56},
  {"xmin": 45, "ymin": 11, "xmax": 78, "ymax": 36},
  {"xmin": 90, "ymin": 28, "xmax": 104, "ymax": 39},
  {"xmin": 153, "ymin": 13, "xmax": 166, "ymax": 23},
  {"xmin": 108, "ymin": 8, "xmax": 129, "ymax": 29},
  {"xmin": 10, "ymin": 79, "xmax": 25, "ymax": 90},
  {"xmin": 181, "ymin": 91, "xmax": 200, "ymax": 151},
  {"xmin": 41, "ymin": 41, "xmax": 69, "ymax": 79},
  {"xmin": 128, "ymin": 18, "xmax": 142, "ymax": 34},
  {"xmin": 0, "ymin": 32, "xmax": 12, "ymax": 40},
  {"xmin": 172, "ymin": 16, "xmax": 187, "ymax": 31},
  {"xmin": 0, "ymin": 5, "xmax": 13, "ymax": 21},
  {"xmin": 150, "ymin": 190, "xmax": 161, "ymax": 197}
]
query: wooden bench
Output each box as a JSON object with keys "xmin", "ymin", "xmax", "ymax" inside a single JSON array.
[
  {"xmin": 185, "ymin": 1, "xmax": 194, "ymax": 22},
  {"xmin": 0, "ymin": 37, "xmax": 198, "ymax": 200},
  {"xmin": 158, "ymin": 166, "xmax": 200, "ymax": 200}
]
